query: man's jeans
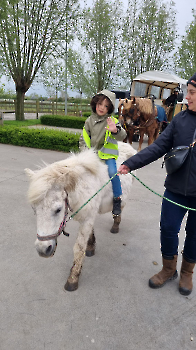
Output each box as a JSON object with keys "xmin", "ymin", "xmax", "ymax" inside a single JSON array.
[{"xmin": 160, "ymin": 189, "xmax": 196, "ymax": 262}]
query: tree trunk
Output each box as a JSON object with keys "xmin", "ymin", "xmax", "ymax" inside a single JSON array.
[{"xmin": 15, "ymin": 88, "xmax": 25, "ymax": 120}]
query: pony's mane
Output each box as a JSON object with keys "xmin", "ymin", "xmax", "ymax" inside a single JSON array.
[
  {"xmin": 121, "ymin": 98, "xmax": 132, "ymax": 111},
  {"xmin": 118, "ymin": 98, "xmax": 126, "ymax": 109},
  {"xmin": 121, "ymin": 98, "xmax": 154, "ymax": 116},
  {"xmin": 135, "ymin": 98, "xmax": 153, "ymax": 115},
  {"xmin": 27, "ymin": 149, "xmax": 101, "ymax": 204}
]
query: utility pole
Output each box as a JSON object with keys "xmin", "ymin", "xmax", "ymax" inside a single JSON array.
[
  {"xmin": 64, "ymin": 4, "xmax": 68, "ymax": 116},
  {"xmin": 65, "ymin": 39, "xmax": 68, "ymax": 115}
]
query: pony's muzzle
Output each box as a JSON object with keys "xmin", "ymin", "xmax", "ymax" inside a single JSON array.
[
  {"xmin": 126, "ymin": 118, "xmax": 132, "ymax": 125},
  {"xmin": 35, "ymin": 238, "xmax": 57, "ymax": 258}
]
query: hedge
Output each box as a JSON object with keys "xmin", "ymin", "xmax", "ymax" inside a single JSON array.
[
  {"xmin": 0, "ymin": 126, "xmax": 80, "ymax": 152},
  {"xmin": 4, "ymin": 119, "xmax": 41, "ymax": 127},
  {"xmin": 82, "ymin": 112, "xmax": 91, "ymax": 118},
  {"xmin": 40, "ymin": 114, "xmax": 88, "ymax": 129}
]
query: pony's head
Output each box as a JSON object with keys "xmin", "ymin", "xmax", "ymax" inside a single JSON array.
[
  {"xmin": 118, "ymin": 97, "xmax": 140, "ymax": 125},
  {"xmin": 25, "ymin": 166, "xmax": 70, "ymax": 258},
  {"xmin": 122, "ymin": 98, "xmax": 133, "ymax": 112},
  {"xmin": 118, "ymin": 98, "xmax": 137, "ymax": 125},
  {"xmin": 25, "ymin": 149, "xmax": 101, "ymax": 259},
  {"xmin": 118, "ymin": 98, "xmax": 126, "ymax": 125},
  {"xmin": 126, "ymin": 97, "xmax": 140, "ymax": 122}
]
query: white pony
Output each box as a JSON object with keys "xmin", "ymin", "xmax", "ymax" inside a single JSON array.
[{"xmin": 25, "ymin": 142, "xmax": 136, "ymax": 291}]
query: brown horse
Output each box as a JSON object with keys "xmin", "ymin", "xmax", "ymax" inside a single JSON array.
[
  {"xmin": 118, "ymin": 98, "xmax": 140, "ymax": 144},
  {"xmin": 118, "ymin": 97, "xmax": 160, "ymax": 152}
]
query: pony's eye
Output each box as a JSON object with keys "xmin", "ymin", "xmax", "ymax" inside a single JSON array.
[{"xmin": 55, "ymin": 208, "xmax": 62, "ymax": 215}]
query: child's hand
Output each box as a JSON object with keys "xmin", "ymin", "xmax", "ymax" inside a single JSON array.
[{"xmin": 105, "ymin": 117, "xmax": 117, "ymax": 133}]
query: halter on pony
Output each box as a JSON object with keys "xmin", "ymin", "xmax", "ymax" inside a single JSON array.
[
  {"xmin": 118, "ymin": 99, "xmax": 139, "ymax": 130},
  {"xmin": 36, "ymin": 198, "xmax": 71, "ymax": 241}
]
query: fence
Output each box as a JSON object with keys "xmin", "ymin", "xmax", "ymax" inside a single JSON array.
[{"xmin": 0, "ymin": 99, "xmax": 91, "ymax": 117}]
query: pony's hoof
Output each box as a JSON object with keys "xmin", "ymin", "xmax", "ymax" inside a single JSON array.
[
  {"xmin": 85, "ymin": 249, "xmax": 95, "ymax": 257},
  {"xmin": 64, "ymin": 281, "xmax": 78, "ymax": 292},
  {"xmin": 110, "ymin": 226, "xmax": 119, "ymax": 234}
]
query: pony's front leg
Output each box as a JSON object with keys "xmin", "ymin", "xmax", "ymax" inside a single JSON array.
[
  {"xmin": 154, "ymin": 123, "xmax": 160, "ymax": 140},
  {"xmin": 64, "ymin": 222, "xmax": 93, "ymax": 292},
  {"xmin": 138, "ymin": 130, "xmax": 144, "ymax": 151},
  {"xmin": 128, "ymin": 127, "xmax": 134, "ymax": 144},
  {"xmin": 147, "ymin": 130, "xmax": 155, "ymax": 146},
  {"xmin": 85, "ymin": 229, "xmax": 96, "ymax": 257}
]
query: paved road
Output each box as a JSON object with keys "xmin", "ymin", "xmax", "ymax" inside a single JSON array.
[
  {"xmin": 3, "ymin": 112, "xmax": 83, "ymax": 134},
  {"xmin": 3, "ymin": 112, "xmax": 45, "ymax": 120},
  {"xmin": 0, "ymin": 141, "xmax": 196, "ymax": 350}
]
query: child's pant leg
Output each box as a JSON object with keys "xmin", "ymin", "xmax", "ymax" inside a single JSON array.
[{"xmin": 105, "ymin": 158, "xmax": 122, "ymax": 198}]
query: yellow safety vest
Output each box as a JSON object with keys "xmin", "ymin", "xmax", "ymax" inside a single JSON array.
[{"xmin": 82, "ymin": 117, "xmax": 119, "ymax": 160}]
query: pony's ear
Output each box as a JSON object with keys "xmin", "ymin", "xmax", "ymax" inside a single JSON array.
[
  {"xmin": 25, "ymin": 168, "xmax": 35, "ymax": 178},
  {"xmin": 63, "ymin": 171, "xmax": 78, "ymax": 193},
  {"xmin": 125, "ymin": 98, "xmax": 128, "ymax": 103},
  {"xmin": 119, "ymin": 98, "xmax": 121, "ymax": 101}
]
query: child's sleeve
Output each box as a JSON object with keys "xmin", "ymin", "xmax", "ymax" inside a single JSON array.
[
  {"xmin": 111, "ymin": 121, "xmax": 127, "ymax": 141},
  {"xmin": 79, "ymin": 118, "xmax": 91, "ymax": 151}
]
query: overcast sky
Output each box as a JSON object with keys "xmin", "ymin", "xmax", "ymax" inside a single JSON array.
[
  {"xmin": 85, "ymin": 0, "xmax": 194, "ymax": 37},
  {"xmin": 2, "ymin": 0, "xmax": 195, "ymax": 96},
  {"xmin": 170, "ymin": 0, "xmax": 194, "ymax": 36}
]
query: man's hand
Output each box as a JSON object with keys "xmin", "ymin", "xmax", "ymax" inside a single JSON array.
[{"xmin": 118, "ymin": 164, "xmax": 130, "ymax": 174}]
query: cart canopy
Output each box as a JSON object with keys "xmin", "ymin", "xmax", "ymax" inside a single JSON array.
[{"xmin": 132, "ymin": 70, "xmax": 187, "ymax": 90}]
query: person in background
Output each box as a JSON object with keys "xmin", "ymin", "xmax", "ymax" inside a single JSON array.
[
  {"xmin": 79, "ymin": 89, "xmax": 126, "ymax": 216},
  {"xmin": 118, "ymin": 73, "xmax": 196, "ymax": 296},
  {"xmin": 165, "ymin": 87, "xmax": 179, "ymax": 107}
]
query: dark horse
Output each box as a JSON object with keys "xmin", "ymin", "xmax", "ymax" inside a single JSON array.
[{"xmin": 118, "ymin": 97, "xmax": 165, "ymax": 151}]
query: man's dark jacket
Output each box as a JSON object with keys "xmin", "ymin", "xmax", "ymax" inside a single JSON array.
[
  {"xmin": 165, "ymin": 93, "xmax": 177, "ymax": 106},
  {"xmin": 123, "ymin": 109, "xmax": 196, "ymax": 197}
]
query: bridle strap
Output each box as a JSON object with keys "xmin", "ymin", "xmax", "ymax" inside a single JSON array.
[
  {"xmin": 37, "ymin": 230, "xmax": 63, "ymax": 242},
  {"xmin": 37, "ymin": 199, "xmax": 70, "ymax": 241}
]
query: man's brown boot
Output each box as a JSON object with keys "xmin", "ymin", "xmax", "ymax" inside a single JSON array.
[
  {"xmin": 179, "ymin": 255, "xmax": 195, "ymax": 296},
  {"xmin": 149, "ymin": 255, "xmax": 178, "ymax": 289}
]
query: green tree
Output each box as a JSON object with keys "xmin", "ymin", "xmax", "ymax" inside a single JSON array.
[
  {"xmin": 174, "ymin": 10, "xmax": 196, "ymax": 79},
  {"xmin": 79, "ymin": 0, "xmax": 123, "ymax": 92},
  {"xmin": 0, "ymin": 0, "xmax": 17, "ymax": 18},
  {"xmin": 122, "ymin": 0, "xmax": 177, "ymax": 82},
  {"xmin": 41, "ymin": 57, "xmax": 65, "ymax": 101},
  {"xmin": 0, "ymin": 0, "xmax": 17, "ymax": 73},
  {"xmin": 67, "ymin": 48, "xmax": 97, "ymax": 97},
  {"xmin": 61, "ymin": 0, "xmax": 80, "ymax": 114},
  {"xmin": 0, "ymin": 0, "xmax": 79, "ymax": 120}
]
